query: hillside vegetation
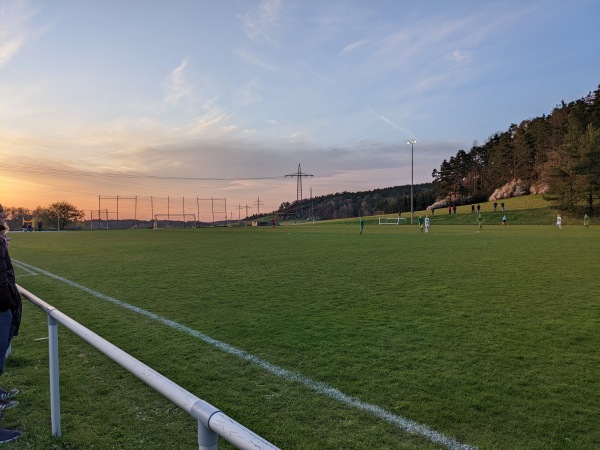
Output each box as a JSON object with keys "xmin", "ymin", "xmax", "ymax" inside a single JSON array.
[
  {"xmin": 433, "ymin": 85, "xmax": 600, "ymax": 216},
  {"xmin": 290, "ymin": 194, "xmax": 565, "ymax": 226}
]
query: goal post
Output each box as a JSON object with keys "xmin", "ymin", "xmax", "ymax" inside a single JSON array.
[
  {"xmin": 153, "ymin": 214, "xmax": 197, "ymax": 229},
  {"xmin": 378, "ymin": 216, "xmax": 407, "ymax": 225}
]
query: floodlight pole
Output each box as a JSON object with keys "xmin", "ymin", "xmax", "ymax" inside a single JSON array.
[{"xmin": 407, "ymin": 140, "xmax": 417, "ymax": 225}]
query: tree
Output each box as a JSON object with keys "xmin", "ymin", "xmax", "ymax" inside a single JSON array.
[
  {"xmin": 545, "ymin": 118, "xmax": 587, "ymax": 212},
  {"xmin": 1, "ymin": 206, "xmax": 31, "ymax": 231},
  {"xmin": 3, "ymin": 206, "xmax": 31, "ymax": 221},
  {"xmin": 33, "ymin": 201, "xmax": 85, "ymax": 230},
  {"xmin": 578, "ymin": 123, "xmax": 600, "ymax": 212}
]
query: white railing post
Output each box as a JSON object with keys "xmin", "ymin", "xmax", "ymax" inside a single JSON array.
[
  {"xmin": 198, "ymin": 420, "xmax": 219, "ymax": 450},
  {"xmin": 193, "ymin": 399, "xmax": 220, "ymax": 449},
  {"xmin": 48, "ymin": 315, "xmax": 62, "ymax": 437}
]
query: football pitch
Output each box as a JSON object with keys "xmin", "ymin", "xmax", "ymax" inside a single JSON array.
[{"xmin": 5, "ymin": 223, "xmax": 599, "ymax": 449}]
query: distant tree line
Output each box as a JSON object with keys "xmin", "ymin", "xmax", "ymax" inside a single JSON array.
[
  {"xmin": 432, "ymin": 84, "xmax": 600, "ymax": 214},
  {"xmin": 277, "ymin": 184, "xmax": 435, "ymax": 220},
  {"xmin": 4, "ymin": 201, "xmax": 84, "ymax": 230}
]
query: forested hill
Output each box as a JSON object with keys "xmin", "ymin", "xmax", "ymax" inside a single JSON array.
[
  {"xmin": 275, "ymin": 183, "xmax": 434, "ymax": 221},
  {"xmin": 432, "ymin": 84, "xmax": 600, "ymax": 214},
  {"xmin": 273, "ymin": 83, "xmax": 600, "ymax": 221}
]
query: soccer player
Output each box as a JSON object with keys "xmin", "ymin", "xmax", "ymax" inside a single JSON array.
[
  {"xmin": 584, "ymin": 214, "xmax": 590, "ymax": 228},
  {"xmin": 477, "ymin": 213, "xmax": 483, "ymax": 230},
  {"xmin": 424, "ymin": 215, "xmax": 430, "ymax": 233},
  {"xmin": 502, "ymin": 215, "xmax": 507, "ymax": 226},
  {"xmin": 418, "ymin": 215, "xmax": 424, "ymax": 232},
  {"xmin": 556, "ymin": 214, "xmax": 562, "ymax": 229},
  {"xmin": 359, "ymin": 217, "xmax": 364, "ymax": 235}
]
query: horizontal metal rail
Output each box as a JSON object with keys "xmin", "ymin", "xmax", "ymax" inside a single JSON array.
[{"xmin": 17, "ymin": 285, "xmax": 279, "ymax": 450}]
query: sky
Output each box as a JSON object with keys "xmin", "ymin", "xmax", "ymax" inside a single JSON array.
[{"xmin": 1, "ymin": 0, "xmax": 599, "ymax": 221}]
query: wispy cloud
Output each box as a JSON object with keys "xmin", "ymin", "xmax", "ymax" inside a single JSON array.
[
  {"xmin": 235, "ymin": 49, "xmax": 277, "ymax": 70},
  {"xmin": 236, "ymin": 77, "xmax": 263, "ymax": 107},
  {"xmin": 360, "ymin": 4, "xmax": 536, "ymax": 91},
  {"xmin": 368, "ymin": 108, "xmax": 413, "ymax": 137},
  {"xmin": 0, "ymin": 0, "xmax": 37, "ymax": 67},
  {"xmin": 242, "ymin": 0, "xmax": 282, "ymax": 44},
  {"xmin": 341, "ymin": 39, "xmax": 369, "ymax": 55},
  {"xmin": 164, "ymin": 59, "xmax": 194, "ymax": 104},
  {"xmin": 187, "ymin": 109, "xmax": 232, "ymax": 136},
  {"xmin": 287, "ymin": 130, "xmax": 310, "ymax": 145},
  {"xmin": 368, "ymin": 16, "xmax": 472, "ymax": 73},
  {"xmin": 0, "ymin": 36, "xmax": 24, "ymax": 67},
  {"xmin": 447, "ymin": 49, "xmax": 472, "ymax": 63}
]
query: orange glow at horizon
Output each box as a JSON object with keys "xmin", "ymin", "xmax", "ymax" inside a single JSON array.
[{"xmin": 1, "ymin": 177, "xmax": 275, "ymax": 222}]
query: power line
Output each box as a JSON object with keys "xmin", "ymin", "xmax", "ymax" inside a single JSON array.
[{"xmin": 2, "ymin": 162, "xmax": 285, "ymax": 181}]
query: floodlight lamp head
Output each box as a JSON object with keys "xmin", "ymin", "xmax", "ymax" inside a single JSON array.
[{"xmin": 407, "ymin": 140, "xmax": 416, "ymax": 145}]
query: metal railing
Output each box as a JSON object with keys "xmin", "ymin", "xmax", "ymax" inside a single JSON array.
[{"xmin": 17, "ymin": 285, "xmax": 279, "ymax": 450}]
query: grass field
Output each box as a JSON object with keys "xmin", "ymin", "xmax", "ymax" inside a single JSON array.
[{"xmin": 3, "ymin": 216, "xmax": 599, "ymax": 449}]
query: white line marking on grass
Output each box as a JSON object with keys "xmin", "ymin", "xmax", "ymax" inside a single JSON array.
[
  {"xmin": 15, "ymin": 260, "xmax": 477, "ymax": 450},
  {"xmin": 13, "ymin": 261, "xmax": 39, "ymax": 276}
]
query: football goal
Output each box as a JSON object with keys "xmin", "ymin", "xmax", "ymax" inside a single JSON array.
[
  {"xmin": 378, "ymin": 216, "xmax": 407, "ymax": 225},
  {"xmin": 153, "ymin": 214, "xmax": 197, "ymax": 228}
]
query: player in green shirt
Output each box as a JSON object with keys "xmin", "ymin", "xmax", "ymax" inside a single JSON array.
[{"xmin": 418, "ymin": 215, "xmax": 424, "ymax": 232}]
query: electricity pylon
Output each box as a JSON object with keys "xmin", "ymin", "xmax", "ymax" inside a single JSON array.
[
  {"xmin": 285, "ymin": 164, "xmax": 313, "ymax": 220},
  {"xmin": 253, "ymin": 196, "xmax": 264, "ymax": 216}
]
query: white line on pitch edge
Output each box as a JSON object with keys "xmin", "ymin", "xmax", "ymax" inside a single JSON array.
[
  {"xmin": 14, "ymin": 259, "xmax": 477, "ymax": 450},
  {"xmin": 13, "ymin": 261, "xmax": 39, "ymax": 276}
]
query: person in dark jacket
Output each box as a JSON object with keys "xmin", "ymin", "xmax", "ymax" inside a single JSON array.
[{"xmin": 0, "ymin": 204, "xmax": 21, "ymax": 444}]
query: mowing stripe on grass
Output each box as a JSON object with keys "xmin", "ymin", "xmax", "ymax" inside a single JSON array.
[{"xmin": 15, "ymin": 259, "xmax": 476, "ymax": 450}]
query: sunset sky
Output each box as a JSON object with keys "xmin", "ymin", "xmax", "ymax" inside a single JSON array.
[{"xmin": 1, "ymin": 0, "xmax": 599, "ymax": 220}]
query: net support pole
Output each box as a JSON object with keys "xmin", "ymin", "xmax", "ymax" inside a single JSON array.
[{"xmin": 151, "ymin": 196, "xmax": 155, "ymax": 229}]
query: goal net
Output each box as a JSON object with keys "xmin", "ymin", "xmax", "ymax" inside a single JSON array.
[
  {"xmin": 378, "ymin": 216, "xmax": 407, "ymax": 225},
  {"xmin": 153, "ymin": 214, "xmax": 197, "ymax": 228}
]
